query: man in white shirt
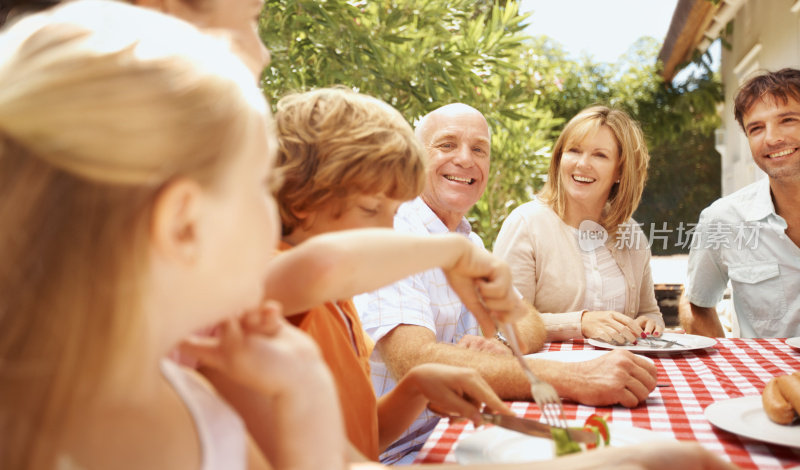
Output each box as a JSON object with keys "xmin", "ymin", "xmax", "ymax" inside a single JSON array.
[
  {"xmin": 682, "ymin": 68, "xmax": 800, "ymax": 338},
  {"xmin": 355, "ymin": 103, "xmax": 658, "ymax": 464}
]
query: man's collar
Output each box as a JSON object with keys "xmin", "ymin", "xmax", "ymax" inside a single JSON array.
[
  {"xmin": 413, "ymin": 197, "xmax": 472, "ymax": 235},
  {"xmin": 454, "ymin": 217, "xmax": 473, "ymax": 236},
  {"xmin": 743, "ymin": 177, "xmax": 777, "ymax": 222}
]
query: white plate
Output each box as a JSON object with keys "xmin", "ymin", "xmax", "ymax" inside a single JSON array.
[
  {"xmin": 588, "ymin": 332, "xmax": 717, "ymax": 353},
  {"xmin": 455, "ymin": 421, "xmax": 672, "ymax": 463},
  {"xmin": 524, "ymin": 349, "xmax": 611, "ymax": 362},
  {"xmin": 786, "ymin": 337, "xmax": 800, "ymax": 350},
  {"xmin": 525, "ymin": 349, "xmax": 655, "ymax": 366},
  {"xmin": 705, "ymin": 396, "xmax": 800, "ymax": 448}
]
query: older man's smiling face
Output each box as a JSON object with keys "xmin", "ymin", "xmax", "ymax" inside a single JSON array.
[{"xmin": 419, "ymin": 107, "xmax": 490, "ymax": 225}]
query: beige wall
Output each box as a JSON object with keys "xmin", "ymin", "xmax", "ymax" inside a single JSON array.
[{"xmin": 717, "ymin": 0, "xmax": 800, "ymax": 195}]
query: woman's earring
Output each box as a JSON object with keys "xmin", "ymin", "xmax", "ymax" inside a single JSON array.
[{"xmin": 615, "ymin": 179, "xmax": 620, "ymax": 183}]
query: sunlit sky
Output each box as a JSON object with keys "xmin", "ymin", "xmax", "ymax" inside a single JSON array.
[{"xmin": 520, "ymin": 0, "xmax": 680, "ymax": 63}]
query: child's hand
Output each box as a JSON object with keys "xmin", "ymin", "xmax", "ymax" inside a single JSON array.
[
  {"xmin": 406, "ymin": 363, "xmax": 512, "ymax": 425},
  {"xmin": 180, "ymin": 301, "xmax": 348, "ymax": 469},
  {"xmin": 442, "ymin": 240, "xmax": 525, "ymax": 324},
  {"xmin": 177, "ymin": 301, "xmax": 329, "ymax": 397}
]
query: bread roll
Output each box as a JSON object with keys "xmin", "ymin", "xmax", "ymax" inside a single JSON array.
[
  {"xmin": 777, "ymin": 374, "xmax": 800, "ymax": 414},
  {"xmin": 762, "ymin": 377, "xmax": 795, "ymax": 424},
  {"xmin": 762, "ymin": 372, "xmax": 800, "ymax": 425}
]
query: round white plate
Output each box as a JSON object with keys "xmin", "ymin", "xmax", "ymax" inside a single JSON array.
[
  {"xmin": 524, "ymin": 349, "xmax": 655, "ymax": 365},
  {"xmin": 588, "ymin": 332, "xmax": 717, "ymax": 353},
  {"xmin": 705, "ymin": 396, "xmax": 800, "ymax": 448},
  {"xmin": 455, "ymin": 421, "xmax": 672, "ymax": 463},
  {"xmin": 786, "ymin": 337, "xmax": 800, "ymax": 350},
  {"xmin": 524, "ymin": 349, "xmax": 610, "ymax": 362}
]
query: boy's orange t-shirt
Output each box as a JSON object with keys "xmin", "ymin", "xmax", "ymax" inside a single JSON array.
[{"xmin": 279, "ymin": 242, "xmax": 380, "ymax": 461}]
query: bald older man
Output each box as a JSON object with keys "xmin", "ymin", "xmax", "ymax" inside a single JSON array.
[{"xmin": 354, "ymin": 104, "xmax": 658, "ymax": 464}]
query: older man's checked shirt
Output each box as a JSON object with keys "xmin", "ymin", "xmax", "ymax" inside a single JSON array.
[{"xmin": 353, "ymin": 197, "xmax": 483, "ymax": 465}]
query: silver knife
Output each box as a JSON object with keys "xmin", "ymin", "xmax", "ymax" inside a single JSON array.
[{"xmin": 480, "ymin": 412, "xmax": 598, "ymax": 444}]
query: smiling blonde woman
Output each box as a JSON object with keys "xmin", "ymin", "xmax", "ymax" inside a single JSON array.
[{"xmin": 494, "ymin": 105, "xmax": 664, "ymax": 346}]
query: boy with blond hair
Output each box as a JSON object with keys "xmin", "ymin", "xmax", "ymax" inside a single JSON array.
[{"xmin": 270, "ymin": 87, "xmax": 513, "ymax": 461}]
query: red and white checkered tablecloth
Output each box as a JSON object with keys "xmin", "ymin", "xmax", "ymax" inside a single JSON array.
[{"xmin": 414, "ymin": 338, "xmax": 800, "ymax": 469}]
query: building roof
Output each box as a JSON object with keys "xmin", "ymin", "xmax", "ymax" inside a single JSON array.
[{"xmin": 657, "ymin": 0, "xmax": 721, "ymax": 82}]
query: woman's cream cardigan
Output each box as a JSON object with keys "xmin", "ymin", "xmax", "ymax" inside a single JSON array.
[{"xmin": 493, "ymin": 198, "xmax": 663, "ymax": 341}]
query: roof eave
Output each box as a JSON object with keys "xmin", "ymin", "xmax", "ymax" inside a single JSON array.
[{"xmin": 658, "ymin": 0, "xmax": 721, "ymax": 82}]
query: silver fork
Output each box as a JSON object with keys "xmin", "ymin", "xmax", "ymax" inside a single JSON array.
[
  {"xmin": 640, "ymin": 335, "xmax": 687, "ymax": 348},
  {"xmin": 495, "ymin": 321, "xmax": 568, "ymax": 429}
]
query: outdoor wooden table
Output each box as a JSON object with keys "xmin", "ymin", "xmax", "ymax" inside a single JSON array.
[{"xmin": 414, "ymin": 338, "xmax": 800, "ymax": 469}]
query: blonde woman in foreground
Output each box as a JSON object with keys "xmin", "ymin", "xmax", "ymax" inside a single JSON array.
[
  {"xmin": 0, "ymin": 3, "xmax": 737, "ymax": 469},
  {"xmin": 495, "ymin": 106, "xmax": 665, "ymax": 347},
  {"xmin": 0, "ymin": 2, "xmax": 345, "ymax": 469}
]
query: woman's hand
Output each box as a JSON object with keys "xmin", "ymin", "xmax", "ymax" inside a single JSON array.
[
  {"xmin": 406, "ymin": 363, "xmax": 512, "ymax": 424},
  {"xmin": 580, "ymin": 310, "xmax": 643, "ymax": 345},
  {"xmin": 634, "ymin": 315, "xmax": 665, "ymax": 337}
]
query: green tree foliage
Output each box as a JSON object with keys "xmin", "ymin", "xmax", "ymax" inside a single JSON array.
[
  {"xmin": 260, "ymin": 1, "xmax": 722, "ymax": 251},
  {"xmin": 634, "ymin": 76, "xmax": 722, "ymax": 255},
  {"xmin": 260, "ymin": 0, "xmax": 560, "ymax": 247},
  {"xmin": 262, "ymin": 1, "xmax": 538, "ymax": 119},
  {"xmin": 610, "ymin": 39, "xmax": 722, "ymax": 255}
]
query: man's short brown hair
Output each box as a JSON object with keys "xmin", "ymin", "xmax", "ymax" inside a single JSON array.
[
  {"xmin": 734, "ymin": 68, "xmax": 800, "ymax": 130},
  {"xmin": 275, "ymin": 87, "xmax": 426, "ymax": 235}
]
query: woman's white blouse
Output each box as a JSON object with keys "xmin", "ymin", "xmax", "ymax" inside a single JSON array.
[{"xmin": 571, "ymin": 227, "xmax": 628, "ymax": 313}]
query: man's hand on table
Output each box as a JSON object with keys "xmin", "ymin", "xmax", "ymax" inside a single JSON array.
[{"xmin": 542, "ymin": 349, "xmax": 658, "ymax": 408}]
